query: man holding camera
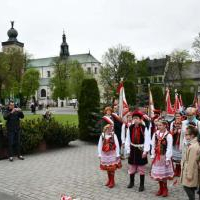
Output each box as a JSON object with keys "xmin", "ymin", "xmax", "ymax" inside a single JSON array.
[{"xmin": 3, "ymin": 101, "xmax": 24, "ymax": 162}]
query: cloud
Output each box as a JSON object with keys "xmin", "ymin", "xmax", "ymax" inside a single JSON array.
[{"xmin": 0, "ymin": 0, "xmax": 200, "ymax": 61}]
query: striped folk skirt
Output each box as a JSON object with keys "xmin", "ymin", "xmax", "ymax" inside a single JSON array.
[
  {"xmin": 172, "ymin": 146, "xmax": 182, "ymax": 163},
  {"xmin": 151, "ymin": 155, "xmax": 174, "ymax": 181},
  {"xmin": 100, "ymin": 150, "xmax": 122, "ymax": 171}
]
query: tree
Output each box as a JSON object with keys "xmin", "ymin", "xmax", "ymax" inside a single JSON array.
[
  {"xmin": 21, "ymin": 68, "xmax": 40, "ymax": 105},
  {"xmin": 78, "ymin": 79, "xmax": 100, "ymax": 140},
  {"xmin": 192, "ymin": 32, "xmax": 200, "ymax": 60},
  {"xmin": 0, "ymin": 52, "xmax": 10, "ymax": 103},
  {"xmin": 7, "ymin": 50, "xmax": 27, "ymax": 101},
  {"xmin": 165, "ymin": 49, "xmax": 191, "ymax": 88},
  {"xmin": 124, "ymin": 80, "xmax": 136, "ymax": 107},
  {"xmin": 151, "ymin": 85, "xmax": 164, "ymax": 110},
  {"xmin": 100, "ymin": 44, "xmax": 136, "ymax": 103},
  {"xmin": 69, "ymin": 61, "xmax": 87, "ymax": 101},
  {"xmin": 50, "ymin": 58, "xmax": 70, "ymax": 100}
]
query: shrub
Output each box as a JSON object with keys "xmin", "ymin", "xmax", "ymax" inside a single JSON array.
[
  {"xmin": 78, "ymin": 79, "xmax": 100, "ymax": 140},
  {"xmin": 17, "ymin": 117, "xmax": 78, "ymax": 154}
]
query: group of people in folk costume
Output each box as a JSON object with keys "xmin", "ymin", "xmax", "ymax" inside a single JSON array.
[{"xmin": 98, "ymin": 104, "xmax": 200, "ymax": 199}]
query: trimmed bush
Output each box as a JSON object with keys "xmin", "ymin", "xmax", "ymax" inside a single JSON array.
[
  {"xmin": 78, "ymin": 79, "xmax": 100, "ymax": 140},
  {"xmin": 0, "ymin": 118, "xmax": 79, "ymax": 155},
  {"xmin": 124, "ymin": 80, "xmax": 136, "ymax": 107},
  {"xmin": 151, "ymin": 85, "xmax": 164, "ymax": 110}
]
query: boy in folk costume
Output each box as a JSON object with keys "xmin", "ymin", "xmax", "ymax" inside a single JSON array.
[
  {"xmin": 151, "ymin": 120, "xmax": 174, "ymax": 197},
  {"xmin": 121, "ymin": 112, "xmax": 132, "ymax": 159},
  {"xmin": 125, "ymin": 111, "xmax": 151, "ymax": 192},
  {"xmin": 170, "ymin": 112, "xmax": 183, "ymax": 177},
  {"xmin": 98, "ymin": 124, "xmax": 122, "ymax": 188}
]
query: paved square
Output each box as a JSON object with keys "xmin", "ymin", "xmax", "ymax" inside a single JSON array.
[{"xmin": 0, "ymin": 140, "xmax": 190, "ymax": 200}]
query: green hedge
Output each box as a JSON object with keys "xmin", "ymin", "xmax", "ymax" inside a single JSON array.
[{"xmin": 1, "ymin": 118, "xmax": 78, "ymax": 155}]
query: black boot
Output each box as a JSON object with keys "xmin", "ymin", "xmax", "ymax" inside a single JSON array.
[
  {"xmin": 127, "ymin": 174, "xmax": 135, "ymax": 188},
  {"xmin": 139, "ymin": 175, "xmax": 145, "ymax": 192}
]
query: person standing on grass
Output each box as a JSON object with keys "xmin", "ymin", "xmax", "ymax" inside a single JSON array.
[
  {"xmin": 181, "ymin": 124, "xmax": 200, "ymax": 200},
  {"xmin": 3, "ymin": 101, "xmax": 24, "ymax": 162}
]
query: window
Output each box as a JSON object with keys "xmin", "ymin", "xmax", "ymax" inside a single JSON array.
[
  {"xmin": 87, "ymin": 67, "xmax": 91, "ymax": 74},
  {"xmin": 41, "ymin": 89, "xmax": 46, "ymax": 97},
  {"xmin": 47, "ymin": 71, "xmax": 51, "ymax": 78},
  {"xmin": 154, "ymin": 77, "xmax": 157, "ymax": 83},
  {"xmin": 94, "ymin": 67, "xmax": 98, "ymax": 74},
  {"xmin": 159, "ymin": 77, "xmax": 163, "ymax": 83}
]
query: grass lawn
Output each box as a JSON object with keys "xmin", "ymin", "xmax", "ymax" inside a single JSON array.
[{"xmin": 1, "ymin": 114, "xmax": 78, "ymax": 126}]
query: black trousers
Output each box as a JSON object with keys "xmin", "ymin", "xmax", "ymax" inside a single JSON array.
[
  {"xmin": 183, "ymin": 186, "xmax": 196, "ymax": 200},
  {"xmin": 8, "ymin": 130, "xmax": 21, "ymax": 157}
]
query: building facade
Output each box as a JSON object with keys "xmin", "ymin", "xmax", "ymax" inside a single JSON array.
[{"xmin": 1, "ymin": 22, "xmax": 101, "ymax": 107}]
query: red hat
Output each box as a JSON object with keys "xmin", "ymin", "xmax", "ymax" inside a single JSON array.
[{"xmin": 132, "ymin": 110, "xmax": 144, "ymax": 118}]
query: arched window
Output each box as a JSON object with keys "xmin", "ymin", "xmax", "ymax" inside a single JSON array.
[{"xmin": 41, "ymin": 89, "xmax": 46, "ymax": 97}]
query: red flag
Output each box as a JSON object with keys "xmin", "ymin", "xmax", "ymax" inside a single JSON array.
[
  {"xmin": 166, "ymin": 88, "xmax": 174, "ymax": 115},
  {"xmin": 118, "ymin": 82, "xmax": 129, "ymax": 118}
]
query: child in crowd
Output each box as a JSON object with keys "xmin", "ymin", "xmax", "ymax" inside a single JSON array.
[
  {"xmin": 151, "ymin": 120, "xmax": 174, "ymax": 197},
  {"xmin": 98, "ymin": 124, "xmax": 122, "ymax": 188}
]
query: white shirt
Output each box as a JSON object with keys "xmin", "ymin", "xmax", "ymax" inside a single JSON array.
[
  {"xmin": 121, "ymin": 122, "xmax": 132, "ymax": 145},
  {"xmin": 98, "ymin": 133, "xmax": 120, "ymax": 157}
]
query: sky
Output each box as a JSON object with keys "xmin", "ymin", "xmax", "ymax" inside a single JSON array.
[{"xmin": 0, "ymin": 0, "xmax": 200, "ymax": 61}]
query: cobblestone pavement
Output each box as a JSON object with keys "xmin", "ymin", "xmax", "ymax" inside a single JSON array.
[{"xmin": 0, "ymin": 140, "xmax": 191, "ymax": 200}]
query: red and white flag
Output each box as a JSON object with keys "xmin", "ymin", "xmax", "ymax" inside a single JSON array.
[
  {"xmin": 117, "ymin": 82, "xmax": 129, "ymax": 118},
  {"xmin": 179, "ymin": 94, "xmax": 183, "ymax": 110},
  {"xmin": 148, "ymin": 84, "xmax": 155, "ymax": 118},
  {"xmin": 174, "ymin": 91, "xmax": 181, "ymax": 112},
  {"xmin": 193, "ymin": 92, "xmax": 198, "ymax": 109},
  {"xmin": 166, "ymin": 88, "xmax": 175, "ymax": 115}
]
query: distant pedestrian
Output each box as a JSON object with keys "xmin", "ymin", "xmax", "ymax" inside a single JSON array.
[
  {"xmin": 30, "ymin": 102, "xmax": 36, "ymax": 114},
  {"xmin": 3, "ymin": 101, "xmax": 24, "ymax": 162},
  {"xmin": 43, "ymin": 105, "xmax": 52, "ymax": 120}
]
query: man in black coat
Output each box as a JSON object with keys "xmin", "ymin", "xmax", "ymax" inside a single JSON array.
[{"xmin": 3, "ymin": 101, "xmax": 24, "ymax": 162}]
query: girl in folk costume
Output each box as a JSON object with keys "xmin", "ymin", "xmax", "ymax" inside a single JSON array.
[
  {"xmin": 181, "ymin": 125, "xmax": 200, "ymax": 200},
  {"xmin": 121, "ymin": 112, "xmax": 133, "ymax": 159},
  {"xmin": 170, "ymin": 112, "xmax": 182, "ymax": 177},
  {"xmin": 151, "ymin": 120, "xmax": 174, "ymax": 197},
  {"xmin": 125, "ymin": 111, "xmax": 151, "ymax": 192},
  {"xmin": 98, "ymin": 124, "xmax": 122, "ymax": 188},
  {"xmin": 101, "ymin": 107, "xmax": 114, "ymax": 129}
]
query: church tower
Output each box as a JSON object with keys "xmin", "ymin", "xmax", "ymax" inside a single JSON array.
[
  {"xmin": 60, "ymin": 31, "xmax": 69, "ymax": 58},
  {"xmin": 2, "ymin": 21, "xmax": 24, "ymax": 53}
]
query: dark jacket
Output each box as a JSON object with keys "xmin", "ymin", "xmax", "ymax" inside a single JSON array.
[{"xmin": 3, "ymin": 108, "xmax": 24, "ymax": 132}]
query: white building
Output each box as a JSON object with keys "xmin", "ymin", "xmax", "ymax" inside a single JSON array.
[{"xmin": 28, "ymin": 32, "xmax": 101, "ymax": 107}]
